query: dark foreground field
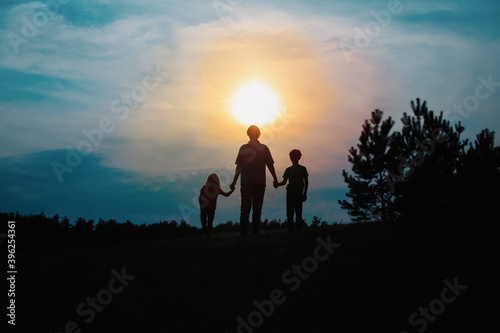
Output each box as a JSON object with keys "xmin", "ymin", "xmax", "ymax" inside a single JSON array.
[{"xmin": 15, "ymin": 216, "xmax": 499, "ymax": 333}]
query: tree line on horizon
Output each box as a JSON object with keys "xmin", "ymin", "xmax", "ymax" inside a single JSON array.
[
  {"xmin": 0, "ymin": 211, "xmax": 334, "ymax": 248},
  {"xmin": 339, "ymin": 98, "xmax": 500, "ymax": 222}
]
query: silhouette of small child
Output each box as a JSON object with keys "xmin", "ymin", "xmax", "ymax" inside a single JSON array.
[
  {"xmin": 277, "ymin": 149, "xmax": 309, "ymax": 232},
  {"xmin": 199, "ymin": 173, "xmax": 234, "ymax": 237}
]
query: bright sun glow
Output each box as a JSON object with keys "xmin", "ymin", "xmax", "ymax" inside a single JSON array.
[{"xmin": 230, "ymin": 81, "xmax": 281, "ymax": 126}]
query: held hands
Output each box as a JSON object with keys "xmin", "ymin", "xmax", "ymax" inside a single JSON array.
[
  {"xmin": 230, "ymin": 181, "xmax": 236, "ymax": 190},
  {"xmin": 273, "ymin": 180, "xmax": 278, "ymax": 188},
  {"xmin": 222, "ymin": 186, "xmax": 235, "ymax": 198}
]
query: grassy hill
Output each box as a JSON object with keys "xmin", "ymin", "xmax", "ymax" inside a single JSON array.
[{"xmin": 15, "ymin": 215, "xmax": 499, "ymax": 333}]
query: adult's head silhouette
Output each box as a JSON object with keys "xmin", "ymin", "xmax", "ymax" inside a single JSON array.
[{"xmin": 247, "ymin": 125, "xmax": 261, "ymax": 141}]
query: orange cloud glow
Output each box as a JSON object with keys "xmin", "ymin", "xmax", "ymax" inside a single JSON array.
[{"xmin": 197, "ymin": 30, "xmax": 338, "ymax": 144}]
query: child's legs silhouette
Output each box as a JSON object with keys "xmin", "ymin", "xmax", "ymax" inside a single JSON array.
[
  {"xmin": 295, "ymin": 200, "xmax": 303, "ymax": 231},
  {"xmin": 200, "ymin": 208, "xmax": 209, "ymax": 236},
  {"xmin": 286, "ymin": 191, "xmax": 295, "ymax": 232},
  {"xmin": 287, "ymin": 191, "xmax": 303, "ymax": 232},
  {"xmin": 206, "ymin": 208, "xmax": 215, "ymax": 237}
]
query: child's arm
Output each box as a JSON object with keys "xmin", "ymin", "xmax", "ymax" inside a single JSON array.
[
  {"xmin": 219, "ymin": 188, "xmax": 235, "ymax": 197},
  {"xmin": 303, "ymin": 176, "xmax": 308, "ymax": 201},
  {"xmin": 277, "ymin": 177, "xmax": 288, "ymax": 187}
]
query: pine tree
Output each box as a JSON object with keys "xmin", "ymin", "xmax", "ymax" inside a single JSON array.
[
  {"xmin": 457, "ymin": 129, "xmax": 500, "ymax": 214},
  {"xmin": 389, "ymin": 98, "xmax": 468, "ymax": 217},
  {"xmin": 339, "ymin": 109, "xmax": 397, "ymax": 222}
]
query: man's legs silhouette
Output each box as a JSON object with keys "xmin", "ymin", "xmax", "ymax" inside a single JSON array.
[
  {"xmin": 240, "ymin": 184, "xmax": 266, "ymax": 236},
  {"xmin": 240, "ymin": 185, "xmax": 252, "ymax": 236},
  {"xmin": 251, "ymin": 184, "xmax": 265, "ymax": 235}
]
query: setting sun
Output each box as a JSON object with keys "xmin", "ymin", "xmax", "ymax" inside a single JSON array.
[{"xmin": 230, "ymin": 81, "xmax": 281, "ymax": 126}]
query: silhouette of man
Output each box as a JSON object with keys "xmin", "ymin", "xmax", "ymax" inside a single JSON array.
[{"xmin": 230, "ymin": 125, "xmax": 279, "ymax": 236}]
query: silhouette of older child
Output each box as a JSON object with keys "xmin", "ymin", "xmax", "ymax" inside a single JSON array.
[
  {"xmin": 277, "ymin": 149, "xmax": 309, "ymax": 232},
  {"xmin": 199, "ymin": 173, "xmax": 234, "ymax": 237}
]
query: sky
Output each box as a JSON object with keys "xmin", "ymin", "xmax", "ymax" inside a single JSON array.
[{"xmin": 1, "ymin": 0, "xmax": 499, "ymax": 226}]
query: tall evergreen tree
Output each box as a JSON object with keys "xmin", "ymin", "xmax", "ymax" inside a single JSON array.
[
  {"xmin": 457, "ymin": 129, "xmax": 500, "ymax": 214},
  {"xmin": 339, "ymin": 109, "xmax": 397, "ymax": 222},
  {"xmin": 389, "ymin": 98, "xmax": 468, "ymax": 217}
]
